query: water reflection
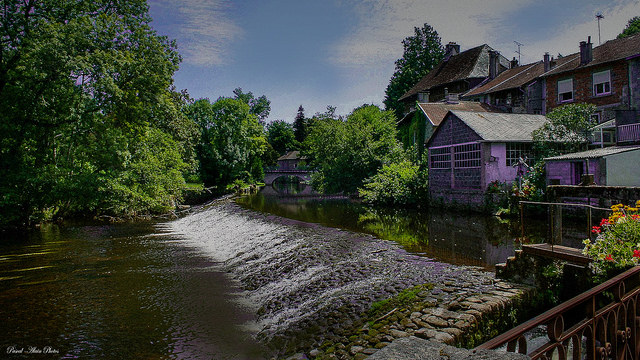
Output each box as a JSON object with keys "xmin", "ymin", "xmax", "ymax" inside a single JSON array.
[
  {"xmin": 0, "ymin": 223, "xmax": 265, "ymax": 359},
  {"xmin": 237, "ymin": 192, "xmax": 555, "ymax": 269}
]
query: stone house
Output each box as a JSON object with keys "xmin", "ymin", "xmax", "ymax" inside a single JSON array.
[
  {"xmin": 396, "ymin": 100, "xmax": 496, "ymax": 154},
  {"xmin": 545, "ymin": 146, "xmax": 640, "ymax": 186},
  {"xmin": 398, "ymin": 43, "xmax": 510, "ymax": 114},
  {"xmin": 276, "ymin": 151, "xmax": 305, "ymax": 171},
  {"xmin": 541, "ymin": 34, "xmax": 640, "ymax": 123},
  {"xmin": 426, "ymin": 111, "xmax": 548, "ymax": 206}
]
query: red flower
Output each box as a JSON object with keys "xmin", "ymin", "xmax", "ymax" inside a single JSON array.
[
  {"xmin": 605, "ymin": 254, "xmax": 614, "ymax": 261},
  {"xmin": 600, "ymin": 218, "xmax": 610, "ymax": 226},
  {"xmin": 632, "ymin": 214, "xmax": 639, "ymax": 220},
  {"xmin": 634, "ymin": 250, "xmax": 640, "ymax": 258},
  {"xmin": 591, "ymin": 226, "xmax": 601, "ymax": 234}
]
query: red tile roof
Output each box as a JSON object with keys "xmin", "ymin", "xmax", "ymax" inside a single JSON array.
[
  {"xmin": 464, "ymin": 61, "xmax": 543, "ymax": 97},
  {"xmin": 417, "ymin": 101, "xmax": 497, "ymax": 126}
]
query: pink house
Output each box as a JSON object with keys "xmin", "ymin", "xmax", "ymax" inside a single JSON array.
[{"xmin": 427, "ymin": 111, "xmax": 549, "ymax": 205}]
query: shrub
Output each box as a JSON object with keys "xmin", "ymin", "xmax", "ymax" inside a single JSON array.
[{"xmin": 359, "ymin": 159, "xmax": 427, "ymax": 206}]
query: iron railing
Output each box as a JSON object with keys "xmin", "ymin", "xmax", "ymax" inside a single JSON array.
[
  {"xmin": 618, "ymin": 123, "xmax": 640, "ymax": 143},
  {"xmin": 476, "ymin": 266, "xmax": 640, "ymax": 359}
]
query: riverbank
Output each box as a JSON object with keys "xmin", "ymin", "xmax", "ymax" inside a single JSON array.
[{"xmin": 170, "ymin": 201, "xmax": 534, "ymax": 359}]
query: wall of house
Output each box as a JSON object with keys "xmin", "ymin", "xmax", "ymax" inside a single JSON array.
[
  {"xmin": 278, "ymin": 159, "xmax": 299, "ymax": 170},
  {"xmin": 606, "ymin": 150, "xmax": 640, "ymax": 186},
  {"xmin": 483, "ymin": 143, "xmax": 518, "ymax": 186},
  {"xmin": 545, "ymin": 61, "xmax": 630, "ymax": 120},
  {"xmin": 546, "ymin": 159, "xmax": 602, "ymax": 185},
  {"xmin": 629, "ymin": 58, "xmax": 640, "ymax": 110},
  {"xmin": 526, "ymin": 80, "xmax": 544, "ymax": 114}
]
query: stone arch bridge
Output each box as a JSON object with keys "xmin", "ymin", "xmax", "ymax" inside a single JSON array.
[{"xmin": 264, "ymin": 170, "xmax": 312, "ymax": 185}]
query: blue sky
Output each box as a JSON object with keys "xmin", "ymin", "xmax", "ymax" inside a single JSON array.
[{"xmin": 148, "ymin": 0, "xmax": 640, "ymax": 123}]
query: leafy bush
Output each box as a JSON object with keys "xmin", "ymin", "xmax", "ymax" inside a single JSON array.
[
  {"xmin": 359, "ymin": 159, "xmax": 427, "ymax": 206},
  {"xmin": 583, "ymin": 202, "xmax": 640, "ymax": 280}
]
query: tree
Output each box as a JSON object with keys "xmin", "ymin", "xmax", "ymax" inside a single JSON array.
[
  {"xmin": 293, "ymin": 105, "xmax": 308, "ymax": 143},
  {"xmin": 186, "ymin": 98, "xmax": 267, "ymax": 187},
  {"xmin": 304, "ymin": 105, "xmax": 403, "ymax": 194},
  {"xmin": 0, "ymin": 0, "xmax": 186, "ymax": 227},
  {"xmin": 232, "ymin": 88, "xmax": 271, "ymax": 123},
  {"xmin": 618, "ymin": 17, "xmax": 640, "ymax": 39},
  {"xmin": 532, "ymin": 103, "xmax": 597, "ymax": 155},
  {"xmin": 266, "ymin": 120, "xmax": 298, "ymax": 156},
  {"xmin": 384, "ymin": 23, "xmax": 445, "ymax": 118}
]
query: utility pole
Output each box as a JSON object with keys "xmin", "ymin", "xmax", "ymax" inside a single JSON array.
[
  {"xmin": 596, "ymin": 12, "xmax": 604, "ymax": 45},
  {"xmin": 514, "ymin": 41, "xmax": 523, "ymax": 64}
]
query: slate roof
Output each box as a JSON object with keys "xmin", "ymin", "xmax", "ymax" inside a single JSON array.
[
  {"xmin": 277, "ymin": 151, "xmax": 304, "ymax": 161},
  {"xmin": 542, "ymin": 33, "xmax": 640, "ymax": 77},
  {"xmin": 545, "ymin": 146, "xmax": 640, "ymax": 161},
  {"xmin": 399, "ymin": 44, "xmax": 509, "ymax": 101},
  {"xmin": 448, "ymin": 111, "xmax": 549, "ymax": 142},
  {"xmin": 418, "ymin": 101, "xmax": 496, "ymax": 126},
  {"xmin": 464, "ymin": 61, "xmax": 543, "ymax": 97}
]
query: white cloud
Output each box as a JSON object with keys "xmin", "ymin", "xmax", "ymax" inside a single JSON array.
[
  {"xmin": 329, "ymin": 0, "xmax": 533, "ymax": 68},
  {"xmin": 151, "ymin": 0, "xmax": 242, "ymax": 66},
  {"xmin": 519, "ymin": 1, "xmax": 640, "ymax": 64}
]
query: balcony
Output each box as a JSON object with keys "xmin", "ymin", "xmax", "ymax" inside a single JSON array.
[{"xmin": 617, "ymin": 123, "xmax": 640, "ymax": 143}]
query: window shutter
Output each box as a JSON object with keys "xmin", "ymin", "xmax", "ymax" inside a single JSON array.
[
  {"xmin": 593, "ymin": 70, "xmax": 610, "ymax": 85},
  {"xmin": 558, "ymin": 79, "xmax": 573, "ymax": 94}
]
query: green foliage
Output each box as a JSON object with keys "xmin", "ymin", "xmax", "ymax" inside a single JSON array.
[
  {"xmin": 618, "ymin": 17, "xmax": 640, "ymax": 39},
  {"xmin": 186, "ymin": 97, "xmax": 267, "ymax": 188},
  {"xmin": 0, "ymin": 0, "xmax": 190, "ymax": 228},
  {"xmin": 359, "ymin": 159, "xmax": 427, "ymax": 206},
  {"xmin": 293, "ymin": 105, "xmax": 309, "ymax": 143},
  {"xmin": 384, "ymin": 23, "xmax": 445, "ymax": 118},
  {"xmin": 266, "ymin": 120, "xmax": 299, "ymax": 156},
  {"xmin": 367, "ymin": 284, "xmax": 434, "ymax": 321},
  {"xmin": 532, "ymin": 103, "xmax": 596, "ymax": 156},
  {"xmin": 232, "ymin": 87, "xmax": 271, "ymax": 123},
  {"xmin": 583, "ymin": 202, "xmax": 640, "ymax": 281},
  {"xmin": 303, "ymin": 105, "xmax": 404, "ymax": 194}
]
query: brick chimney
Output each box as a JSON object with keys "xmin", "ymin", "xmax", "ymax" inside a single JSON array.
[
  {"xmin": 510, "ymin": 57, "xmax": 518, "ymax": 69},
  {"xmin": 489, "ymin": 50, "xmax": 500, "ymax": 79},
  {"xmin": 580, "ymin": 36, "xmax": 593, "ymax": 65},
  {"xmin": 543, "ymin": 52, "xmax": 550, "ymax": 72}
]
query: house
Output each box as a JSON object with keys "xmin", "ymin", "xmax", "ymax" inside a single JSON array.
[
  {"xmin": 427, "ymin": 111, "xmax": 549, "ymax": 205},
  {"xmin": 541, "ymin": 33, "xmax": 640, "ymax": 123},
  {"xmin": 398, "ymin": 43, "xmax": 510, "ymax": 113},
  {"xmin": 276, "ymin": 151, "xmax": 305, "ymax": 171},
  {"xmin": 545, "ymin": 146, "xmax": 640, "ymax": 186},
  {"xmin": 396, "ymin": 100, "xmax": 496, "ymax": 152}
]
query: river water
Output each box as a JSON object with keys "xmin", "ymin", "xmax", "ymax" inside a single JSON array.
[{"xmin": 0, "ymin": 187, "xmax": 591, "ymax": 358}]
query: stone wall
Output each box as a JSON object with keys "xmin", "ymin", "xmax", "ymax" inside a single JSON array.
[{"xmin": 547, "ymin": 185, "xmax": 640, "ymax": 207}]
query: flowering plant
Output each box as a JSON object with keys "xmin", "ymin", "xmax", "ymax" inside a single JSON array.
[{"xmin": 583, "ymin": 201, "xmax": 640, "ymax": 278}]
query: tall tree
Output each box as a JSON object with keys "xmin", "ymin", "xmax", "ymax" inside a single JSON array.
[
  {"xmin": 293, "ymin": 105, "xmax": 307, "ymax": 143},
  {"xmin": 232, "ymin": 88, "xmax": 271, "ymax": 123},
  {"xmin": 384, "ymin": 23, "xmax": 445, "ymax": 118},
  {"xmin": 0, "ymin": 0, "xmax": 186, "ymax": 227},
  {"xmin": 618, "ymin": 17, "xmax": 640, "ymax": 38},
  {"xmin": 532, "ymin": 103, "xmax": 597, "ymax": 155},
  {"xmin": 267, "ymin": 120, "xmax": 298, "ymax": 156}
]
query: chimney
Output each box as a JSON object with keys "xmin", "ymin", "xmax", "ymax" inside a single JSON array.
[
  {"xmin": 510, "ymin": 57, "xmax": 518, "ymax": 69},
  {"xmin": 445, "ymin": 42, "xmax": 460, "ymax": 58},
  {"xmin": 489, "ymin": 50, "xmax": 500, "ymax": 79},
  {"xmin": 446, "ymin": 93, "xmax": 459, "ymax": 104},
  {"xmin": 444, "ymin": 87, "xmax": 449, "ymax": 100},
  {"xmin": 580, "ymin": 36, "xmax": 593, "ymax": 65},
  {"xmin": 543, "ymin": 52, "xmax": 550, "ymax": 72}
]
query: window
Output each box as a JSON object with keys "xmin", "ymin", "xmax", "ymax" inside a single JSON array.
[
  {"xmin": 558, "ymin": 79, "xmax": 573, "ymax": 103},
  {"xmin": 506, "ymin": 143, "xmax": 534, "ymax": 166},
  {"xmin": 593, "ymin": 70, "xmax": 611, "ymax": 96},
  {"xmin": 590, "ymin": 112, "xmax": 601, "ymax": 123},
  {"xmin": 430, "ymin": 147, "xmax": 451, "ymax": 169},
  {"xmin": 453, "ymin": 143, "xmax": 481, "ymax": 168}
]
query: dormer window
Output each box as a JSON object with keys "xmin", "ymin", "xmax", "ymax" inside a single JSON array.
[
  {"xmin": 558, "ymin": 78, "xmax": 573, "ymax": 103},
  {"xmin": 593, "ymin": 70, "xmax": 611, "ymax": 96}
]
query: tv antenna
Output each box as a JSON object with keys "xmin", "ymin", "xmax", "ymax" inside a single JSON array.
[
  {"xmin": 514, "ymin": 41, "xmax": 524, "ymax": 64},
  {"xmin": 596, "ymin": 12, "xmax": 604, "ymax": 45}
]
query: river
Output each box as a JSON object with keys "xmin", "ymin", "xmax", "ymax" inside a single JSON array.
[{"xmin": 0, "ymin": 188, "xmax": 592, "ymax": 358}]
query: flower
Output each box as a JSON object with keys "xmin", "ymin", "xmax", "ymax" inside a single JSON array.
[
  {"xmin": 632, "ymin": 214, "xmax": 639, "ymax": 220},
  {"xmin": 600, "ymin": 218, "xmax": 610, "ymax": 226},
  {"xmin": 591, "ymin": 226, "xmax": 601, "ymax": 234},
  {"xmin": 634, "ymin": 250, "xmax": 640, "ymax": 258},
  {"xmin": 605, "ymin": 254, "xmax": 614, "ymax": 261}
]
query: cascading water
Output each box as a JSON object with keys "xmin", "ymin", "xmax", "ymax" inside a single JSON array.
[{"xmin": 169, "ymin": 201, "xmax": 495, "ymax": 355}]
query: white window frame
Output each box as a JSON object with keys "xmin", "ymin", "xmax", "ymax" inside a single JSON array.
[
  {"xmin": 558, "ymin": 78, "xmax": 573, "ymax": 103},
  {"xmin": 592, "ymin": 70, "xmax": 611, "ymax": 96}
]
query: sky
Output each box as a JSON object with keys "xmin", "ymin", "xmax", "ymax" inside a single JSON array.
[{"xmin": 147, "ymin": 0, "xmax": 640, "ymax": 123}]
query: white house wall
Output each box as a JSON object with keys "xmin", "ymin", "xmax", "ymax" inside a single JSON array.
[{"xmin": 606, "ymin": 150, "xmax": 640, "ymax": 186}]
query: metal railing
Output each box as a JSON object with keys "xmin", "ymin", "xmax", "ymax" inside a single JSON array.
[
  {"xmin": 618, "ymin": 123, "xmax": 640, "ymax": 143},
  {"xmin": 476, "ymin": 266, "xmax": 640, "ymax": 359}
]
